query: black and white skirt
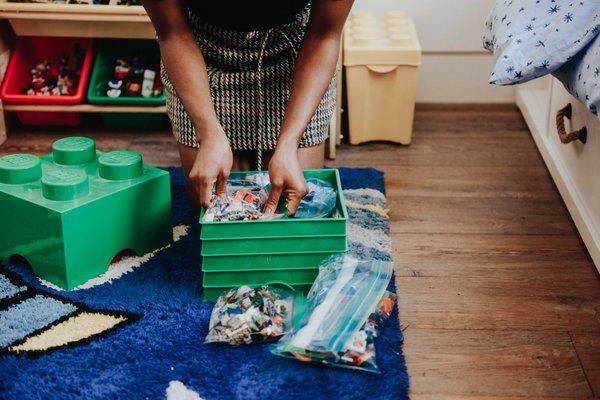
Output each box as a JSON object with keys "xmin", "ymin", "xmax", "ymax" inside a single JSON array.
[{"xmin": 160, "ymin": 5, "xmax": 336, "ymax": 155}]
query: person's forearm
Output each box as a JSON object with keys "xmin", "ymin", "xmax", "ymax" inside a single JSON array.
[
  {"xmin": 142, "ymin": 0, "xmax": 220, "ymax": 140},
  {"xmin": 159, "ymin": 33, "xmax": 218, "ymax": 135},
  {"xmin": 276, "ymin": 0, "xmax": 353, "ymax": 153},
  {"xmin": 275, "ymin": 31, "xmax": 340, "ymax": 151}
]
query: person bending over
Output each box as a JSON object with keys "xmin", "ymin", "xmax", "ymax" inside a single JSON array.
[{"xmin": 142, "ymin": 0, "xmax": 353, "ymax": 215}]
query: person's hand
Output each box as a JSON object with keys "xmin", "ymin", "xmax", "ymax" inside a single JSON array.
[
  {"xmin": 264, "ymin": 147, "xmax": 308, "ymax": 216},
  {"xmin": 188, "ymin": 124, "xmax": 233, "ymax": 209}
]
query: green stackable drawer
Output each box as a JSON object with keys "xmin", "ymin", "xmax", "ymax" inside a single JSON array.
[
  {"xmin": 201, "ymin": 235, "xmax": 347, "ymax": 256},
  {"xmin": 201, "ymin": 252, "xmax": 335, "ymax": 271},
  {"xmin": 203, "ymin": 268, "xmax": 319, "ymax": 287},
  {"xmin": 200, "ymin": 169, "xmax": 347, "ymax": 298}
]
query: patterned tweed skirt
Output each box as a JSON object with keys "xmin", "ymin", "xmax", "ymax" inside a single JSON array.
[{"xmin": 161, "ymin": 5, "xmax": 336, "ymax": 158}]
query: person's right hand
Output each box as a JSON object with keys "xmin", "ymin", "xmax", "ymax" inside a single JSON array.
[{"xmin": 188, "ymin": 123, "xmax": 233, "ymax": 209}]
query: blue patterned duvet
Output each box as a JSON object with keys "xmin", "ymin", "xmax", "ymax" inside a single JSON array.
[{"xmin": 484, "ymin": 0, "xmax": 600, "ymax": 116}]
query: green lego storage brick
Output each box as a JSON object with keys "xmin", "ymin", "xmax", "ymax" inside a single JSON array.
[
  {"xmin": 201, "ymin": 252, "xmax": 335, "ymax": 271},
  {"xmin": 199, "ymin": 169, "xmax": 348, "ymax": 240},
  {"xmin": 0, "ymin": 137, "xmax": 172, "ymax": 289},
  {"xmin": 202, "ymin": 268, "xmax": 318, "ymax": 287},
  {"xmin": 202, "ymin": 283, "xmax": 313, "ymax": 301}
]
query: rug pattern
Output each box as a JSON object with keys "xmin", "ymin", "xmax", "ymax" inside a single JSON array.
[{"xmin": 0, "ymin": 167, "xmax": 409, "ymax": 400}]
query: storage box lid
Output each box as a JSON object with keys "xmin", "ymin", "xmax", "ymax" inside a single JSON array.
[{"xmin": 343, "ymin": 11, "xmax": 421, "ymax": 67}]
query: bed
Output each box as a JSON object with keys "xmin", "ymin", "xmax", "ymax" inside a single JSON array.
[
  {"xmin": 484, "ymin": 0, "xmax": 599, "ymax": 117},
  {"xmin": 484, "ymin": 0, "xmax": 600, "ymax": 270}
]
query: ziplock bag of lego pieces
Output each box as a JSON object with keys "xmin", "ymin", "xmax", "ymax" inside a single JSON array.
[
  {"xmin": 205, "ymin": 284, "xmax": 299, "ymax": 345},
  {"xmin": 270, "ymin": 254, "xmax": 394, "ymax": 372},
  {"xmin": 295, "ymin": 178, "xmax": 337, "ymax": 219},
  {"xmin": 226, "ymin": 177, "xmax": 269, "ymax": 207},
  {"xmin": 203, "ymin": 175, "xmax": 282, "ymax": 221},
  {"xmin": 272, "ymin": 290, "xmax": 397, "ymax": 373},
  {"xmin": 202, "ymin": 194, "xmax": 254, "ymax": 222}
]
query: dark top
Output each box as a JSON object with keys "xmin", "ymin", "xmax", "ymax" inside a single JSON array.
[{"xmin": 187, "ymin": 0, "xmax": 310, "ymax": 31}]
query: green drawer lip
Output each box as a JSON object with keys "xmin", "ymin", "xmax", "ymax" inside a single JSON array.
[
  {"xmin": 202, "ymin": 268, "xmax": 318, "ymax": 287},
  {"xmin": 200, "ymin": 221, "xmax": 347, "ymax": 240},
  {"xmin": 202, "ymin": 279, "xmax": 316, "ymax": 288},
  {"xmin": 201, "ymin": 284, "xmax": 312, "ymax": 300},
  {"xmin": 200, "ymin": 232, "xmax": 347, "ymax": 241},
  {"xmin": 201, "ymin": 252, "xmax": 339, "ymax": 271},
  {"xmin": 200, "ymin": 243, "xmax": 348, "ymax": 257},
  {"xmin": 202, "ymin": 264, "xmax": 319, "ymax": 272}
]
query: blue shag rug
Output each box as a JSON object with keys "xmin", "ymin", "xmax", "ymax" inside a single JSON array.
[{"xmin": 0, "ymin": 167, "xmax": 409, "ymax": 400}]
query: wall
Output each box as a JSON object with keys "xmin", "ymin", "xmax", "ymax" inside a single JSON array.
[{"xmin": 351, "ymin": 0, "xmax": 515, "ymax": 103}]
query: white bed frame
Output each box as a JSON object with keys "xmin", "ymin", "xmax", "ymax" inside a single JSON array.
[{"xmin": 517, "ymin": 76, "xmax": 600, "ymax": 271}]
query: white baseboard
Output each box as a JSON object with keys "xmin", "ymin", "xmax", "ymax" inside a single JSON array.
[{"xmin": 517, "ymin": 87, "xmax": 600, "ymax": 270}]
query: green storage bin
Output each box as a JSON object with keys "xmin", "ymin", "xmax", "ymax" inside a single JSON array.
[
  {"xmin": 87, "ymin": 39, "xmax": 165, "ymax": 106},
  {"xmin": 201, "ymin": 252, "xmax": 334, "ymax": 271},
  {"xmin": 202, "ymin": 283, "xmax": 313, "ymax": 301},
  {"xmin": 199, "ymin": 168, "xmax": 346, "ymax": 291},
  {"xmin": 203, "ymin": 268, "xmax": 318, "ymax": 287},
  {"xmin": 200, "ymin": 169, "xmax": 347, "ymax": 240}
]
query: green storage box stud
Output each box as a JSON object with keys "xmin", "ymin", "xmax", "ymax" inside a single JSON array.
[
  {"xmin": 52, "ymin": 136, "xmax": 97, "ymax": 165},
  {"xmin": 98, "ymin": 150, "xmax": 143, "ymax": 180},
  {"xmin": 0, "ymin": 154, "xmax": 42, "ymax": 184},
  {"xmin": 0, "ymin": 137, "xmax": 172, "ymax": 289},
  {"xmin": 41, "ymin": 168, "xmax": 89, "ymax": 201}
]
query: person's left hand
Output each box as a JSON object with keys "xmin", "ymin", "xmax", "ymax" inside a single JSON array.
[{"xmin": 264, "ymin": 147, "xmax": 308, "ymax": 216}]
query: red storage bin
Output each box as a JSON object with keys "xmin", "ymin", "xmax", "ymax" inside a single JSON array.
[{"xmin": 0, "ymin": 37, "xmax": 93, "ymax": 126}]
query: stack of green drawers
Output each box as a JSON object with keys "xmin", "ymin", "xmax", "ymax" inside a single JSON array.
[{"xmin": 200, "ymin": 169, "xmax": 348, "ymax": 299}]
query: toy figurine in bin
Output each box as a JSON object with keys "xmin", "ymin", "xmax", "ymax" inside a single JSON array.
[
  {"xmin": 21, "ymin": 43, "xmax": 85, "ymax": 97},
  {"xmin": 105, "ymin": 56, "xmax": 163, "ymax": 99}
]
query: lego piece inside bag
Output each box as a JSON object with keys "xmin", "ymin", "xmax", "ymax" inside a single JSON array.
[
  {"xmin": 295, "ymin": 178, "xmax": 337, "ymax": 219},
  {"xmin": 271, "ymin": 290, "xmax": 397, "ymax": 373},
  {"xmin": 202, "ymin": 173, "xmax": 337, "ymax": 221},
  {"xmin": 205, "ymin": 285, "xmax": 298, "ymax": 345},
  {"xmin": 270, "ymin": 254, "xmax": 394, "ymax": 373}
]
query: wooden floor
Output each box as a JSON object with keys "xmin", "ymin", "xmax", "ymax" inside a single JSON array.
[{"xmin": 1, "ymin": 104, "xmax": 599, "ymax": 399}]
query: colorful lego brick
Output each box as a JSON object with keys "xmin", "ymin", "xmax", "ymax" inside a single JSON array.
[{"xmin": 0, "ymin": 137, "xmax": 172, "ymax": 289}]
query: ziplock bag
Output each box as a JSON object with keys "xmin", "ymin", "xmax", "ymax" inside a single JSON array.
[
  {"xmin": 203, "ymin": 176, "xmax": 278, "ymax": 221},
  {"xmin": 270, "ymin": 254, "xmax": 394, "ymax": 372},
  {"xmin": 295, "ymin": 178, "xmax": 337, "ymax": 219},
  {"xmin": 205, "ymin": 285, "xmax": 299, "ymax": 345},
  {"xmin": 275, "ymin": 290, "xmax": 397, "ymax": 373}
]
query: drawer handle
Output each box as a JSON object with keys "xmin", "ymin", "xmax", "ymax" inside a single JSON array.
[{"xmin": 556, "ymin": 103, "xmax": 587, "ymax": 144}]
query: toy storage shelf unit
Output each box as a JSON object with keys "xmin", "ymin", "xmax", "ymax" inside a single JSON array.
[
  {"xmin": 0, "ymin": 3, "xmax": 158, "ymax": 144},
  {"xmin": 343, "ymin": 10, "xmax": 421, "ymax": 145},
  {"xmin": 200, "ymin": 169, "xmax": 348, "ymax": 299}
]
